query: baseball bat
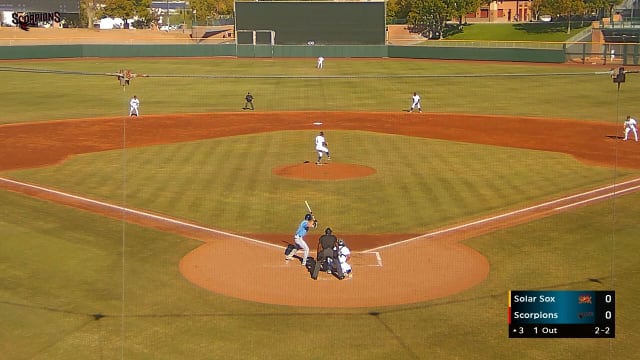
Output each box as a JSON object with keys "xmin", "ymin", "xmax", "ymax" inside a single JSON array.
[{"xmin": 304, "ymin": 200, "xmax": 313, "ymax": 214}]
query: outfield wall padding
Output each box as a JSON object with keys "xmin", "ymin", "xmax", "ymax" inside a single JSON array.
[
  {"xmin": 0, "ymin": 45, "xmax": 83, "ymax": 59},
  {"xmin": 0, "ymin": 44, "xmax": 570, "ymax": 63},
  {"xmin": 0, "ymin": 44, "xmax": 237, "ymax": 60},
  {"xmin": 388, "ymin": 46, "xmax": 567, "ymax": 63}
]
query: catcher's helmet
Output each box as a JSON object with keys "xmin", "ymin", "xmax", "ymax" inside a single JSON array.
[
  {"xmin": 324, "ymin": 227, "xmax": 332, "ymax": 235},
  {"xmin": 305, "ymin": 213, "xmax": 313, "ymax": 221},
  {"xmin": 337, "ymin": 239, "xmax": 345, "ymax": 246}
]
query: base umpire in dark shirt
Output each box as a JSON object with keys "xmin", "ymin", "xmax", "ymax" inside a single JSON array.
[{"xmin": 243, "ymin": 92, "xmax": 254, "ymax": 110}]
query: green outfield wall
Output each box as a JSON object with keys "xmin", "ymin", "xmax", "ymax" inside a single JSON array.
[
  {"xmin": 0, "ymin": 43, "xmax": 620, "ymax": 63},
  {"xmin": 388, "ymin": 45, "xmax": 567, "ymax": 63},
  {"xmin": 0, "ymin": 44, "xmax": 237, "ymax": 60}
]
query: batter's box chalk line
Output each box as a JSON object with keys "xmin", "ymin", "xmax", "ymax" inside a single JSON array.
[
  {"xmin": 266, "ymin": 251, "xmax": 382, "ymax": 268},
  {"xmin": 353, "ymin": 251, "xmax": 382, "ymax": 267}
]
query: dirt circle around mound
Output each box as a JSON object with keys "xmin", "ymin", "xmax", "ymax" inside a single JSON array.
[{"xmin": 273, "ymin": 162, "xmax": 376, "ymax": 180}]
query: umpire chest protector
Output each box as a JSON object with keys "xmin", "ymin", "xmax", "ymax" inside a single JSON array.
[{"xmin": 319, "ymin": 234, "xmax": 337, "ymax": 250}]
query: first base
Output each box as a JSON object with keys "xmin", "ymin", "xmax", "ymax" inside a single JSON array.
[{"xmin": 313, "ymin": 122, "xmax": 323, "ymax": 125}]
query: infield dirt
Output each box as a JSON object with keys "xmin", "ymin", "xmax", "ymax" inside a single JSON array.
[{"xmin": 1, "ymin": 111, "xmax": 639, "ymax": 307}]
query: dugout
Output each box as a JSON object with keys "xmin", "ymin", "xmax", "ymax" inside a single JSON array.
[{"xmin": 234, "ymin": 1, "xmax": 386, "ymax": 46}]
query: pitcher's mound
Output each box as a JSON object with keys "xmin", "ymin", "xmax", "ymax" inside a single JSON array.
[{"xmin": 273, "ymin": 162, "xmax": 376, "ymax": 180}]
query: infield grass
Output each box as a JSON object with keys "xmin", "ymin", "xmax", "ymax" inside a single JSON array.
[{"xmin": 4, "ymin": 131, "xmax": 638, "ymax": 234}]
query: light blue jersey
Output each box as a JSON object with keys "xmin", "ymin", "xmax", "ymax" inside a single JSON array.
[{"xmin": 295, "ymin": 220, "xmax": 310, "ymax": 237}]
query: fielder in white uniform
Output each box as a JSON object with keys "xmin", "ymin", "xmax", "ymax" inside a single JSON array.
[
  {"xmin": 129, "ymin": 95, "xmax": 140, "ymax": 116},
  {"xmin": 410, "ymin": 92, "xmax": 422, "ymax": 113},
  {"xmin": 623, "ymin": 115, "xmax": 638, "ymax": 141},
  {"xmin": 315, "ymin": 131, "xmax": 330, "ymax": 164},
  {"xmin": 317, "ymin": 56, "xmax": 324, "ymax": 69}
]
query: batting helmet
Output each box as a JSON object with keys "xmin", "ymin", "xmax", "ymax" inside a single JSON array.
[
  {"xmin": 305, "ymin": 213, "xmax": 313, "ymax": 221},
  {"xmin": 324, "ymin": 227, "xmax": 333, "ymax": 235},
  {"xmin": 337, "ymin": 239, "xmax": 345, "ymax": 246}
]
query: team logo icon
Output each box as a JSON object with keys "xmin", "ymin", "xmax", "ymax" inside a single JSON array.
[
  {"xmin": 578, "ymin": 294, "xmax": 592, "ymax": 304},
  {"xmin": 12, "ymin": 12, "xmax": 61, "ymax": 31}
]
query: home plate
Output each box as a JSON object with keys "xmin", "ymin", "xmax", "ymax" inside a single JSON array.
[{"xmin": 313, "ymin": 122, "xmax": 323, "ymax": 125}]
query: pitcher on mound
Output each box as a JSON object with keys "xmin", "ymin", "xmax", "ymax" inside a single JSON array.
[{"xmin": 315, "ymin": 131, "xmax": 331, "ymax": 165}]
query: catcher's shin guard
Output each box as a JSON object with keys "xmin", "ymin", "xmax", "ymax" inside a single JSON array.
[
  {"xmin": 334, "ymin": 257, "xmax": 344, "ymax": 279},
  {"xmin": 311, "ymin": 259, "xmax": 321, "ymax": 280}
]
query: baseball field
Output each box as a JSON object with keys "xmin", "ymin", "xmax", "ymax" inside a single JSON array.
[{"xmin": 1, "ymin": 50, "xmax": 640, "ymax": 359}]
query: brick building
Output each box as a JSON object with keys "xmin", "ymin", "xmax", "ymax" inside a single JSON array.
[{"xmin": 466, "ymin": 0, "xmax": 533, "ymax": 23}]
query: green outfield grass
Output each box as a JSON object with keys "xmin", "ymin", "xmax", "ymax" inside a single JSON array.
[
  {"xmin": 446, "ymin": 22, "xmax": 591, "ymax": 41},
  {"xmin": 1, "ymin": 58, "xmax": 638, "ymax": 123},
  {"xmin": 1, "ymin": 57, "xmax": 639, "ymax": 359}
]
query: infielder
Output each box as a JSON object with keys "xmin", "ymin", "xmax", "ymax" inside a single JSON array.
[
  {"xmin": 317, "ymin": 56, "xmax": 324, "ymax": 69},
  {"xmin": 285, "ymin": 213, "xmax": 317, "ymax": 266},
  {"xmin": 315, "ymin": 131, "xmax": 331, "ymax": 165},
  {"xmin": 410, "ymin": 92, "xmax": 422, "ymax": 113},
  {"xmin": 129, "ymin": 95, "xmax": 140, "ymax": 116},
  {"xmin": 623, "ymin": 115, "xmax": 638, "ymax": 141}
]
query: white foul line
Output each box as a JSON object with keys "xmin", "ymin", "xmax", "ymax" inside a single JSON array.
[
  {"xmin": 0, "ymin": 177, "xmax": 282, "ymax": 250},
  {"xmin": 553, "ymin": 184, "xmax": 640, "ymax": 211},
  {"xmin": 364, "ymin": 177, "xmax": 640, "ymax": 253},
  {"xmin": 3, "ymin": 176, "xmax": 639, "ymax": 257}
]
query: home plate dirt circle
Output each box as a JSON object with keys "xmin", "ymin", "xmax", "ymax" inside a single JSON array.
[
  {"xmin": 179, "ymin": 236, "xmax": 490, "ymax": 308},
  {"xmin": 273, "ymin": 162, "xmax": 376, "ymax": 180}
]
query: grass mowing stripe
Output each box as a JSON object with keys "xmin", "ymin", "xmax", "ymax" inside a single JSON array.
[
  {"xmin": 4, "ymin": 58, "xmax": 640, "ymax": 123},
  {"xmin": 4, "ymin": 131, "xmax": 635, "ymax": 234}
]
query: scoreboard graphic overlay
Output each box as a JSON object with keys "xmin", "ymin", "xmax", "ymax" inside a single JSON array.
[{"xmin": 508, "ymin": 290, "xmax": 615, "ymax": 338}]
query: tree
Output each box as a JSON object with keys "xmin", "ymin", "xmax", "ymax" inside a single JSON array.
[
  {"xmin": 408, "ymin": 0, "xmax": 455, "ymax": 39},
  {"xmin": 545, "ymin": 0, "xmax": 585, "ymax": 33},
  {"xmin": 387, "ymin": 0, "xmax": 413, "ymax": 22},
  {"xmin": 80, "ymin": 0, "xmax": 104, "ymax": 28},
  {"xmin": 101, "ymin": 0, "xmax": 152, "ymax": 23},
  {"xmin": 531, "ymin": 0, "xmax": 546, "ymax": 21},
  {"xmin": 450, "ymin": 0, "xmax": 484, "ymax": 26},
  {"xmin": 190, "ymin": 0, "xmax": 234, "ymax": 21}
]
